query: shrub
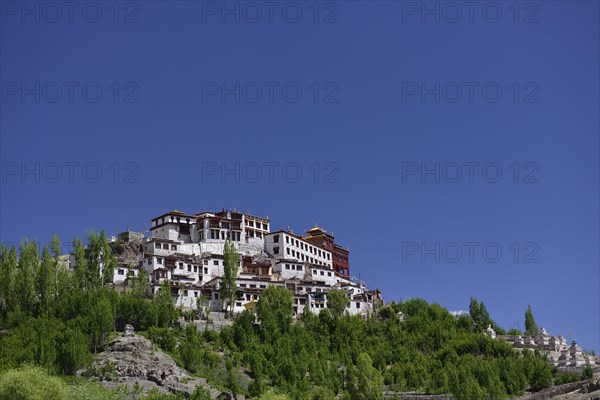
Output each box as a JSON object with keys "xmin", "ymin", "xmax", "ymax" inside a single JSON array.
[
  {"xmin": 67, "ymin": 380, "xmax": 125, "ymax": 400},
  {"xmin": 0, "ymin": 366, "xmax": 68, "ymax": 400},
  {"xmin": 148, "ymin": 327, "xmax": 176, "ymax": 352}
]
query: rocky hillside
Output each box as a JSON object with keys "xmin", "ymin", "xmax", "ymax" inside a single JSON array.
[{"xmin": 81, "ymin": 325, "xmax": 236, "ymax": 399}]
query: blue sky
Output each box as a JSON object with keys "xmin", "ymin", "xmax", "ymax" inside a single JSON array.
[{"xmin": 1, "ymin": 1, "xmax": 598, "ymax": 352}]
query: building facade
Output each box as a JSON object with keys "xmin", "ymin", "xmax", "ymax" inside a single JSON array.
[{"xmin": 140, "ymin": 208, "xmax": 377, "ymax": 317}]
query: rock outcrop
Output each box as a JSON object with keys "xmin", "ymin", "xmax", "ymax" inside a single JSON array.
[{"xmin": 82, "ymin": 330, "xmax": 231, "ymax": 399}]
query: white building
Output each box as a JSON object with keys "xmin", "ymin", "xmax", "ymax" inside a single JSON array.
[
  {"xmin": 265, "ymin": 230, "xmax": 333, "ymax": 268},
  {"xmin": 72, "ymin": 208, "xmax": 383, "ymax": 319}
]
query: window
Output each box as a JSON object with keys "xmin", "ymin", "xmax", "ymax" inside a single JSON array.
[
  {"xmin": 213, "ymin": 260, "xmax": 219, "ymax": 266},
  {"xmin": 194, "ymin": 291, "xmax": 198, "ymax": 297},
  {"xmin": 297, "ymin": 265, "xmax": 303, "ymax": 271},
  {"xmin": 118, "ymin": 269, "xmax": 124, "ymax": 275},
  {"xmin": 240, "ymin": 284, "xmax": 246, "ymax": 288},
  {"xmin": 194, "ymin": 266, "xmax": 198, "ymax": 272},
  {"xmin": 274, "ymin": 234, "xmax": 279, "ymax": 243},
  {"xmin": 204, "ymin": 267, "xmax": 208, "ymax": 274},
  {"xmin": 156, "ymin": 243, "xmax": 161, "ymax": 249},
  {"xmin": 187, "ymin": 265, "xmax": 191, "ymax": 272},
  {"xmin": 158, "ymin": 258, "xmax": 163, "ymax": 265},
  {"xmin": 263, "ymin": 223, "xmax": 268, "ymax": 230},
  {"xmin": 250, "ymin": 284, "xmax": 256, "ymax": 288},
  {"xmin": 320, "ymin": 271, "xmax": 324, "ymax": 276},
  {"xmin": 171, "ymin": 245, "xmax": 177, "ymax": 250},
  {"xmin": 356, "ymin": 302, "xmax": 360, "ymax": 309},
  {"xmin": 291, "ymin": 265, "xmax": 296, "ymax": 270},
  {"xmin": 286, "ymin": 248, "xmax": 290, "ymax": 255},
  {"xmin": 184, "ymin": 290, "xmax": 188, "ymax": 296},
  {"xmin": 260, "ymin": 285, "xmax": 266, "ymax": 288},
  {"xmin": 236, "ymin": 302, "xmax": 242, "ymax": 307},
  {"xmin": 313, "ymin": 270, "xmax": 317, "ymax": 275},
  {"xmin": 273, "ymin": 246, "xmax": 279, "ymax": 255},
  {"xmin": 179, "ymin": 262, "xmax": 184, "ymax": 269},
  {"xmin": 214, "ymin": 293, "xmax": 219, "ymax": 299},
  {"xmin": 203, "ymin": 259, "xmax": 208, "ymax": 265},
  {"xmin": 286, "ymin": 236, "xmax": 289, "ymax": 244},
  {"xmin": 248, "ymin": 221, "xmax": 254, "ymax": 227},
  {"xmin": 285, "ymin": 264, "xmax": 290, "ymax": 270}
]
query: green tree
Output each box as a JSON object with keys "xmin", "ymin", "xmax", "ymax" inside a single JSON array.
[
  {"xmin": 179, "ymin": 325, "xmax": 203, "ymax": 373},
  {"xmin": 154, "ymin": 281, "xmax": 177, "ymax": 328},
  {"xmin": 449, "ymin": 365, "xmax": 484, "ymax": 400},
  {"xmin": 37, "ymin": 246, "xmax": 52, "ymax": 316},
  {"xmin": 89, "ymin": 296, "xmax": 114, "ymax": 353},
  {"xmin": 327, "ymin": 290, "xmax": 349, "ymax": 318},
  {"xmin": 16, "ymin": 240, "xmax": 39, "ymax": 315},
  {"xmin": 256, "ymin": 286, "xmax": 293, "ymax": 342},
  {"xmin": 348, "ymin": 352, "xmax": 384, "ymax": 400},
  {"xmin": 49, "ymin": 235, "xmax": 62, "ymax": 304},
  {"xmin": 57, "ymin": 327, "xmax": 90, "ymax": 374},
  {"xmin": 100, "ymin": 230, "xmax": 116, "ymax": 286},
  {"xmin": 129, "ymin": 268, "xmax": 148, "ymax": 298},
  {"xmin": 524, "ymin": 305, "xmax": 539, "ymax": 336},
  {"xmin": 73, "ymin": 237, "xmax": 87, "ymax": 289},
  {"xmin": 85, "ymin": 231, "xmax": 102, "ymax": 289},
  {"xmin": 220, "ymin": 239, "xmax": 239, "ymax": 316},
  {"xmin": 527, "ymin": 358, "xmax": 552, "ymax": 391},
  {"xmin": 0, "ymin": 244, "xmax": 17, "ymax": 318}
]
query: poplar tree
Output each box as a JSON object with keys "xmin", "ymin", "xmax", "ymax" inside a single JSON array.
[
  {"xmin": 220, "ymin": 239, "xmax": 239, "ymax": 316},
  {"xmin": 524, "ymin": 305, "xmax": 539, "ymax": 336},
  {"xmin": 16, "ymin": 240, "xmax": 39, "ymax": 315},
  {"xmin": 0, "ymin": 244, "xmax": 17, "ymax": 317},
  {"xmin": 37, "ymin": 246, "xmax": 52, "ymax": 316},
  {"xmin": 72, "ymin": 237, "xmax": 87, "ymax": 289},
  {"xmin": 49, "ymin": 235, "xmax": 62, "ymax": 300},
  {"xmin": 99, "ymin": 229, "xmax": 115, "ymax": 286}
]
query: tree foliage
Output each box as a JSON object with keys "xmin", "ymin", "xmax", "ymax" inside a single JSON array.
[
  {"xmin": 0, "ymin": 233, "xmax": 567, "ymax": 400},
  {"xmin": 524, "ymin": 305, "xmax": 539, "ymax": 336},
  {"xmin": 327, "ymin": 290, "xmax": 349, "ymax": 318},
  {"xmin": 221, "ymin": 239, "xmax": 239, "ymax": 316}
]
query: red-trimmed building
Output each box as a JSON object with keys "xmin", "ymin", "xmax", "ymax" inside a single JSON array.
[{"xmin": 304, "ymin": 227, "xmax": 350, "ymax": 278}]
